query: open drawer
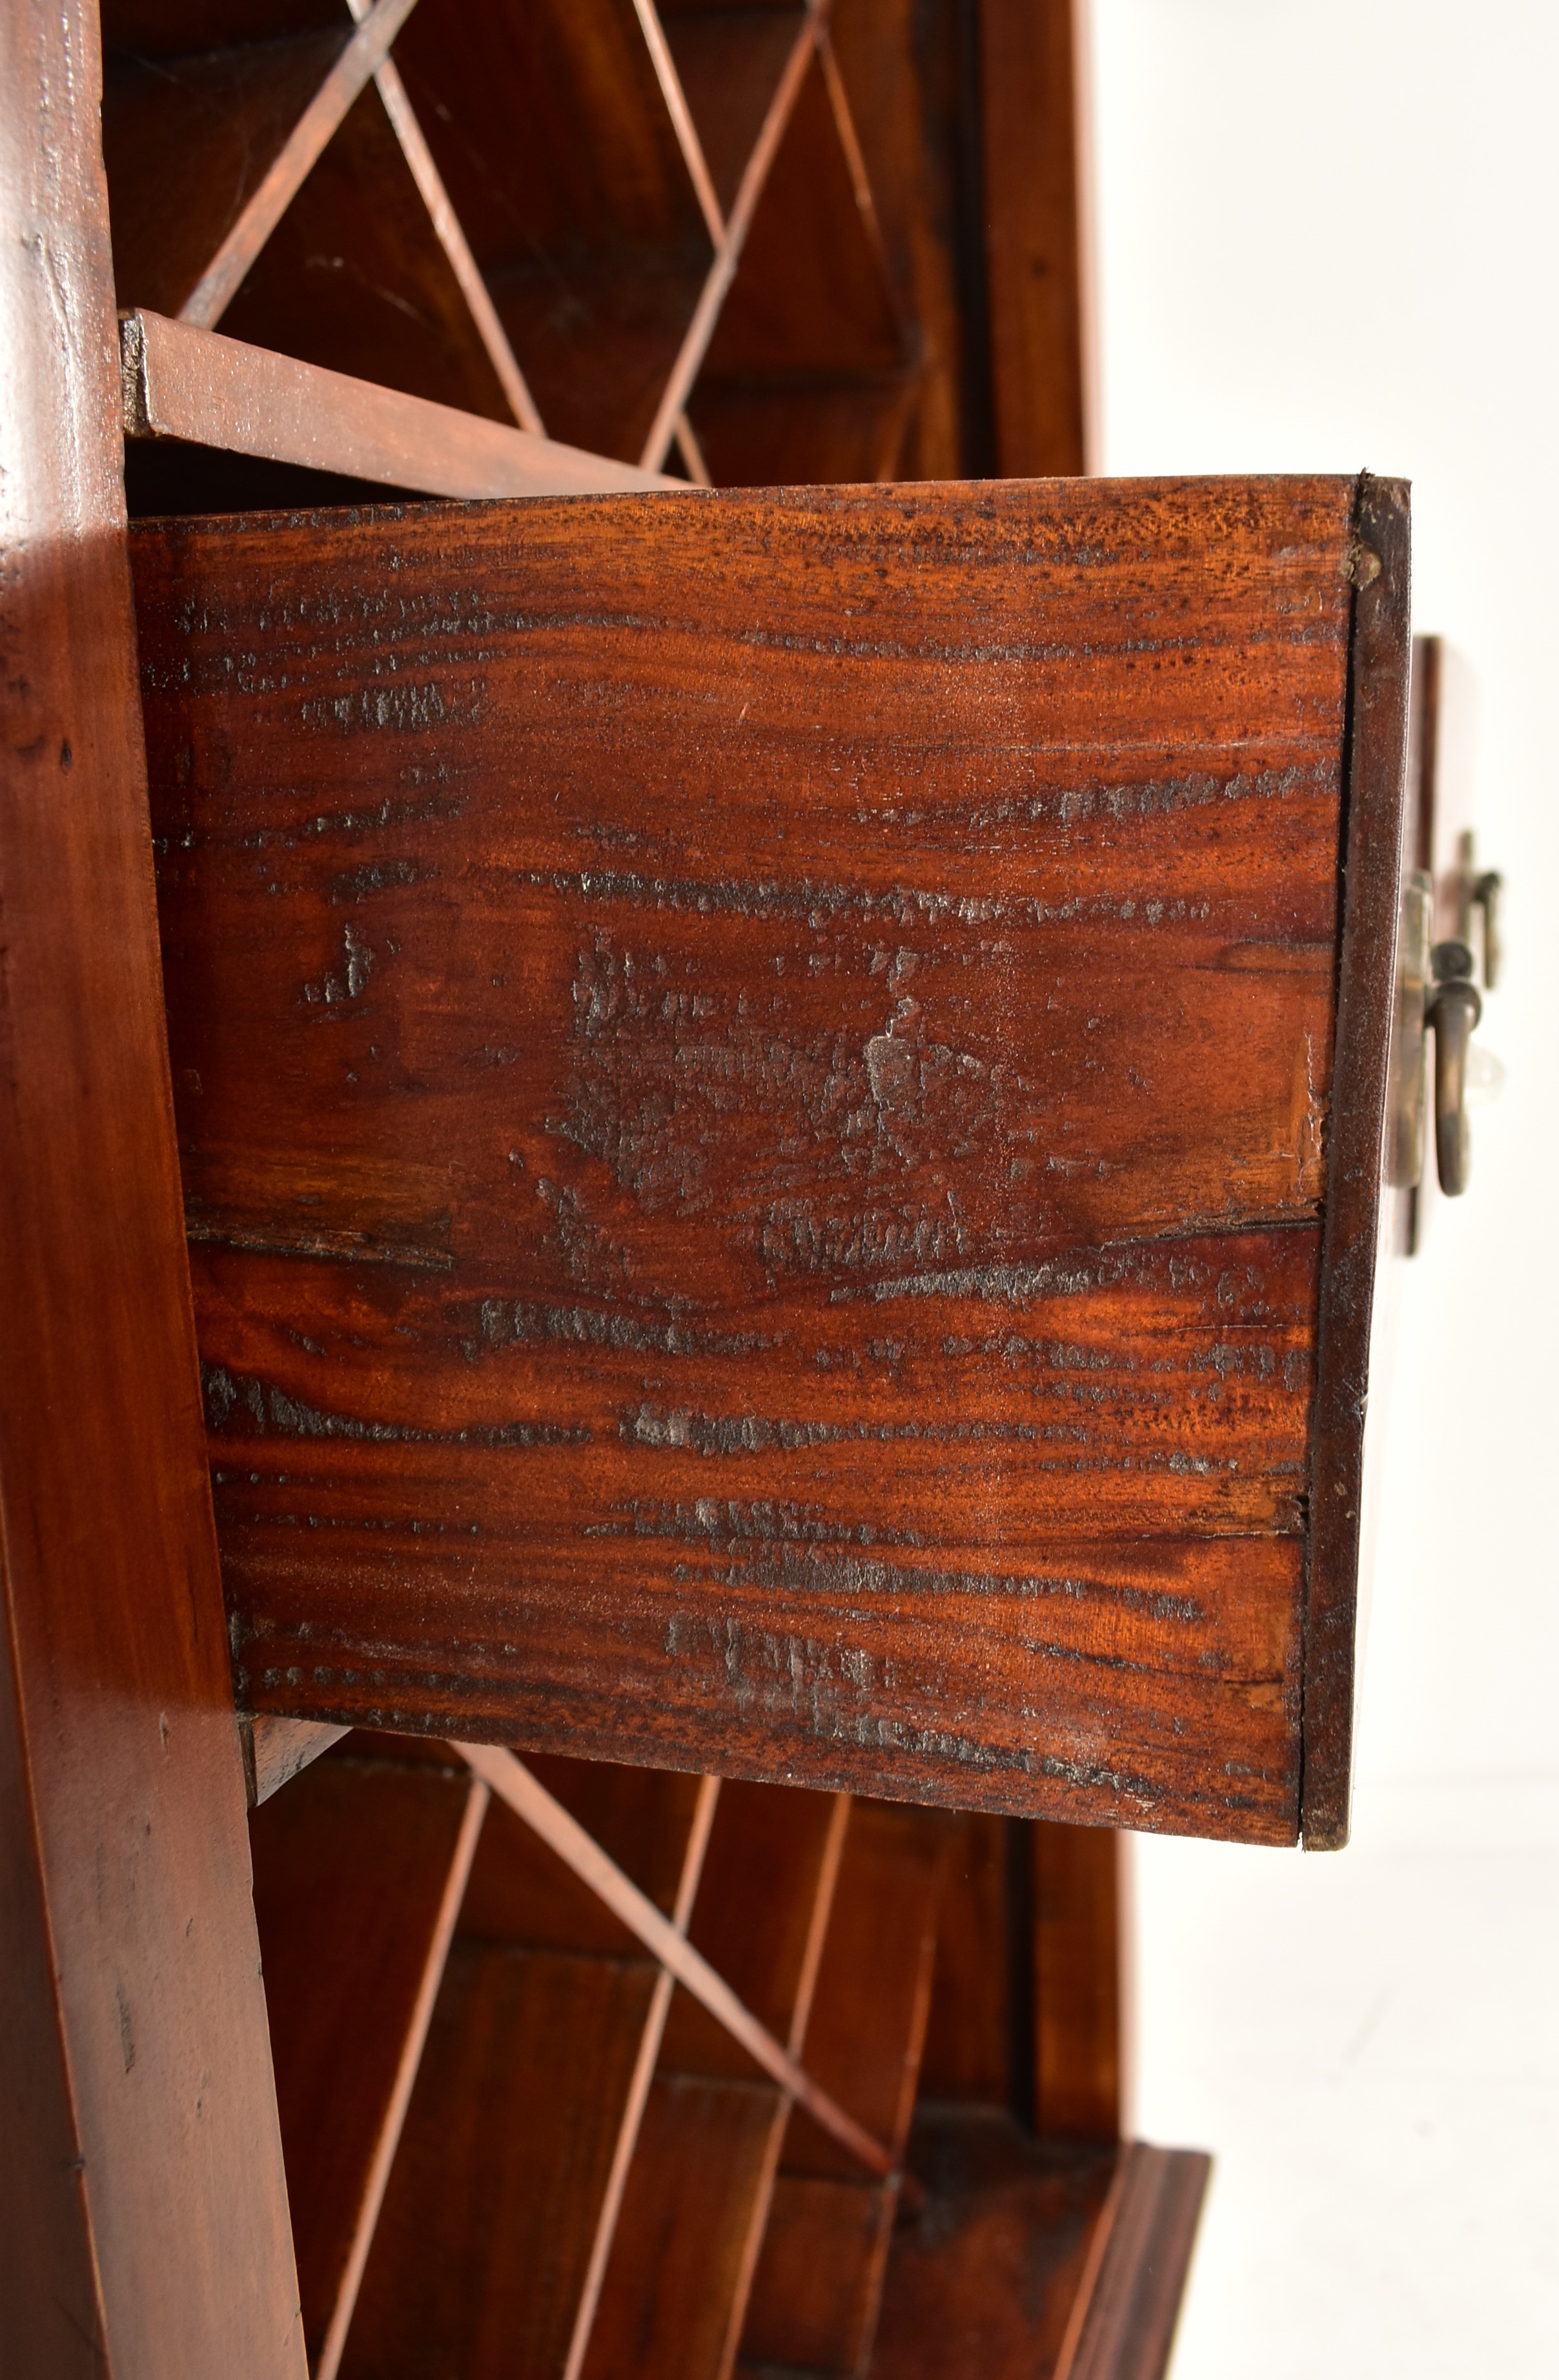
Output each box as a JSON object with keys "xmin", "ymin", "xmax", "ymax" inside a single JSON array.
[{"xmin": 134, "ymin": 468, "xmax": 1409, "ymax": 1850}]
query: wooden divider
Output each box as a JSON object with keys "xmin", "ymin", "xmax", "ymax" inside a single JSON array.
[
  {"xmin": 99, "ymin": 0, "xmax": 905, "ymax": 496},
  {"xmin": 336, "ymin": 1756, "xmax": 707, "ymax": 2380},
  {"xmin": 738, "ymin": 1801, "xmax": 952, "ymax": 2378},
  {"xmin": 249, "ymin": 1731, "xmax": 1196, "ymax": 2380},
  {"xmin": 249, "ymin": 1744, "xmax": 488, "ymax": 2375},
  {"xmin": 580, "ymin": 1783, "xmax": 851, "ymax": 2380}
]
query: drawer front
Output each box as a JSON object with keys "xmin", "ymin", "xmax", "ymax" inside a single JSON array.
[{"xmin": 134, "ymin": 472, "xmax": 1408, "ymax": 1844}]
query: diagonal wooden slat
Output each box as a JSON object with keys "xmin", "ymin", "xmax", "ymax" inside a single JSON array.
[
  {"xmin": 673, "ymin": 409, "xmax": 713, "ymax": 486},
  {"xmin": 313, "ymin": 1774, "xmax": 491, "ymax": 2380},
  {"xmin": 454, "ymin": 1745, "xmax": 896, "ymax": 2182},
  {"xmin": 343, "ymin": 0, "xmax": 544, "ymax": 436},
  {"xmin": 560, "ymin": 1774, "xmax": 723, "ymax": 2380},
  {"xmin": 817, "ymin": 24, "xmax": 892, "ymax": 278},
  {"xmin": 121, "ymin": 310, "xmax": 678, "ymax": 497},
  {"xmin": 638, "ymin": 0, "xmax": 828, "ymax": 472},
  {"xmin": 179, "ymin": 0, "xmax": 423, "ymax": 332},
  {"xmin": 632, "ymin": 0, "xmax": 726, "ymax": 246}
]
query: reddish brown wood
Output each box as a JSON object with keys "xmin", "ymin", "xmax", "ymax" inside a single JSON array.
[
  {"xmin": 243, "ymin": 1713, "xmax": 349, "ymax": 1802},
  {"xmin": 102, "ymin": 15, "xmax": 347, "ymax": 321},
  {"xmin": 249, "ymin": 1749, "xmax": 485, "ymax": 2374},
  {"xmin": 979, "ymin": 0, "xmax": 1088, "ymax": 477},
  {"xmin": 662, "ymin": 2, "xmax": 808, "ymax": 223},
  {"xmin": 460, "ymin": 1750, "xmax": 709, "ymax": 1952},
  {"xmin": 739, "ymin": 1799, "xmax": 950, "ymax": 2374},
  {"xmin": 691, "ymin": 34, "xmax": 915, "ymax": 487},
  {"xmin": 341, "ymin": 1751, "xmax": 706, "ymax": 2380},
  {"xmin": 919, "ymin": 1812, "xmax": 1015, "ymax": 2107},
  {"xmin": 1301, "ymin": 476, "xmax": 1412, "ymax": 1848},
  {"xmin": 344, "ymin": 1937, "xmax": 662, "ymax": 2380},
  {"xmin": 1034, "ymin": 1824, "xmax": 1120, "ymax": 2140},
  {"xmin": 388, "ymin": 0, "xmax": 717, "ymax": 460},
  {"xmin": 1060, "ymin": 2145, "xmax": 1210, "ymax": 2380},
  {"xmin": 563, "ymin": 1773, "xmax": 722, "ymax": 2380},
  {"xmin": 462, "ymin": 1747, "xmax": 890, "ymax": 2173},
  {"xmin": 121, "ymin": 311, "xmax": 673, "ymax": 498},
  {"xmin": 583, "ymin": 1782, "xmax": 848, "ymax": 2380},
  {"xmin": 343, "ymin": 0, "xmax": 544, "ymax": 432},
  {"xmin": 181, "ymin": 0, "xmax": 424, "ymax": 331},
  {"xmin": 130, "ymin": 473, "xmax": 1406, "ymax": 1842},
  {"xmin": 872, "ymin": 2114, "xmax": 1116, "ymax": 2380},
  {"xmin": 216, "ymin": 74, "xmax": 516, "ymax": 425},
  {"xmin": 0, "ymin": 3, "xmax": 303, "ymax": 2370}
]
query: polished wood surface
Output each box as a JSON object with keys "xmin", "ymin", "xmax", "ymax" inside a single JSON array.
[
  {"xmin": 981, "ymin": 0, "xmax": 1089, "ymax": 476},
  {"xmin": 1035, "ymin": 1823, "xmax": 1121, "ymax": 2139},
  {"xmin": 122, "ymin": 310, "xmax": 675, "ymax": 498},
  {"xmin": 1061, "ymin": 2145, "xmax": 1210, "ymax": 2380},
  {"xmin": 130, "ymin": 470, "xmax": 1407, "ymax": 1842},
  {"xmin": 0, "ymin": 3, "xmax": 301, "ymax": 2370},
  {"xmin": 591, "ymin": 1781, "xmax": 849, "ymax": 2380},
  {"xmin": 874, "ymin": 2126, "xmax": 1207, "ymax": 2380},
  {"xmin": 130, "ymin": 469, "xmax": 1399, "ymax": 1837}
]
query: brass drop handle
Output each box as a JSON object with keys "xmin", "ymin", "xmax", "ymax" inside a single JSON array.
[{"xmin": 1425, "ymin": 941, "xmax": 1483, "ymax": 1197}]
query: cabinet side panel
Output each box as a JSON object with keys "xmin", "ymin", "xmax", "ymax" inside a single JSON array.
[{"xmin": 0, "ymin": 5, "xmax": 303, "ymax": 2370}]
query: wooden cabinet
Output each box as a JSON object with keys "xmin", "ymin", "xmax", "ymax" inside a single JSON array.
[{"xmin": 2, "ymin": 2, "xmax": 1410, "ymax": 2372}]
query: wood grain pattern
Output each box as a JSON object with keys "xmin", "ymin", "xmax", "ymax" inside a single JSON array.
[
  {"xmin": 1060, "ymin": 2144, "xmax": 1210, "ymax": 2380},
  {"xmin": 0, "ymin": 3, "xmax": 303, "ymax": 2369},
  {"xmin": 130, "ymin": 473, "xmax": 1407, "ymax": 1843},
  {"xmin": 341, "ymin": 1749, "xmax": 706, "ymax": 2380},
  {"xmin": 919, "ymin": 1811, "xmax": 1017, "ymax": 2108},
  {"xmin": 389, "ymin": 0, "xmax": 717, "ymax": 463},
  {"xmin": 122, "ymin": 310, "xmax": 674, "ymax": 499},
  {"xmin": 343, "ymin": 1936, "xmax": 662, "ymax": 2380}
]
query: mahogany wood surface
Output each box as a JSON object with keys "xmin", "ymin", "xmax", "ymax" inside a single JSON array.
[
  {"xmin": 243, "ymin": 1711, "xmax": 350, "ymax": 1802},
  {"xmin": 1034, "ymin": 1822, "xmax": 1121, "ymax": 2139},
  {"xmin": 872, "ymin": 2111, "xmax": 1116, "ymax": 2380},
  {"xmin": 583, "ymin": 1782, "xmax": 847, "ymax": 2380},
  {"xmin": 134, "ymin": 472, "xmax": 1408, "ymax": 1842},
  {"xmin": 121, "ymin": 311, "xmax": 675, "ymax": 498},
  {"xmin": 0, "ymin": 3, "xmax": 302, "ymax": 2370},
  {"xmin": 341, "ymin": 1749, "xmax": 700, "ymax": 2380},
  {"xmin": 739, "ymin": 1798, "xmax": 950, "ymax": 2375},
  {"xmin": 1063, "ymin": 2144, "xmax": 1210, "ymax": 2380},
  {"xmin": 131, "ymin": 471, "xmax": 1407, "ymax": 1842},
  {"xmin": 249, "ymin": 1749, "xmax": 484, "ymax": 2372},
  {"xmin": 919, "ymin": 1811, "xmax": 1015, "ymax": 2106},
  {"xmin": 979, "ymin": 0, "xmax": 1088, "ymax": 478},
  {"xmin": 345, "ymin": 1935, "xmax": 660, "ymax": 2379}
]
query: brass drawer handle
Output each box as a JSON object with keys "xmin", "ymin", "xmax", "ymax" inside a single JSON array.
[{"xmin": 1425, "ymin": 940, "xmax": 1483, "ymax": 1197}]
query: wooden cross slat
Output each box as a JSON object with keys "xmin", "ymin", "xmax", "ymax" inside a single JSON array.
[
  {"xmin": 179, "ymin": 0, "xmax": 424, "ymax": 332},
  {"xmin": 152, "ymin": 0, "xmax": 895, "ymax": 494}
]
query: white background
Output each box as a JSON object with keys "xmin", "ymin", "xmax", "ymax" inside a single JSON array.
[{"xmin": 1085, "ymin": 5, "xmax": 1559, "ymax": 2373}]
